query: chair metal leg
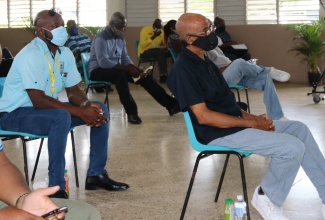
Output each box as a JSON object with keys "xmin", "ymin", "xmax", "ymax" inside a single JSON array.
[
  {"xmin": 70, "ymin": 130, "xmax": 79, "ymax": 187},
  {"xmin": 245, "ymin": 88, "xmax": 250, "ymax": 113},
  {"xmin": 85, "ymin": 85, "xmax": 90, "ymax": 96},
  {"xmin": 31, "ymin": 138, "xmax": 44, "ymax": 182},
  {"xmin": 237, "ymin": 154, "xmax": 250, "ymax": 220},
  {"xmin": 104, "ymin": 85, "xmax": 109, "ymax": 109},
  {"xmin": 21, "ymin": 137, "xmax": 29, "ymax": 186},
  {"xmin": 236, "ymin": 89, "xmax": 241, "ymax": 102},
  {"xmin": 214, "ymin": 154, "xmax": 230, "ymax": 202},
  {"xmin": 180, "ymin": 152, "xmax": 211, "ymax": 220}
]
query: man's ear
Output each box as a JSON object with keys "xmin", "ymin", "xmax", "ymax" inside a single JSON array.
[{"xmin": 185, "ymin": 36, "xmax": 195, "ymax": 45}]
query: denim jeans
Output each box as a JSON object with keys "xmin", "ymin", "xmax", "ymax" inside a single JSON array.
[
  {"xmin": 0, "ymin": 101, "xmax": 108, "ymax": 190},
  {"xmin": 208, "ymin": 120, "xmax": 325, "ymax": 206},
  {"xmin": 222, "ymin": 59, "xmax": 284, "ymax": 120}
]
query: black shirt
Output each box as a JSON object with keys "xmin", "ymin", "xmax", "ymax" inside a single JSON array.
[{"xmin": 167, "ymin": 47, "xmax": 246, "ymax": 144}]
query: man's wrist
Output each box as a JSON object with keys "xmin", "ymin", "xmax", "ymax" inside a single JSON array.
[
  {"xmin": 15, "ymin": 192, "xmax": 29, "ymax": 209},
  {"xmin": 80, "ymin": 100, "xmax": 92, "ymax": 108}
]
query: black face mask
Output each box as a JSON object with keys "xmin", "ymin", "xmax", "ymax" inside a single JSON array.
[{"xmin": 191, "ymin": 32, "xmax": 218, "ymax": 51}]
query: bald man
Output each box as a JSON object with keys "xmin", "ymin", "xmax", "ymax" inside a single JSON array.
[
  {"xmin": 167, "ymin": 13, "xmax": 325, "ymax": 220},
  {"xmin": 0, "ymin": 9, "xmax": 129, "ymax": 199}
]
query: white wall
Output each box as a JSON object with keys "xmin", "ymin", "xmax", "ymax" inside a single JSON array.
[{"xmin": 106, "ymin": 0, "xmax": 126, "ymax": 24}]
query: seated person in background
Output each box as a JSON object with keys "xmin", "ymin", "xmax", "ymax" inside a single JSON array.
[
  {"xmin": 214, "ymin": 17, "xmax": 251, "ymax": 61},
  {"xmin": 167, "ymin": 23, "xmax": 290, "ymax": 120},
  {"xmin": 138, "ymin": 18, "xmax": 168, "ymax": 83},
  {"xmin": 0, "ymin": 139, "xmax": 101, "ymax": 219},
  {"xmin": 66, "ymin": 20, "xmax": 111, "ymax": 93},
  {"xmin": 88, "ymin": 12, "xmax": 180, "ymax": 125},
  {"xmin": 164, "ymin": 19, "xmax": 182, "ymax": 59},
  {"xmin": 0, "ymin": 9, "xmax": 129, "ymax": 199},
  {"xmin": 66, "ymin": 19, "xmax": 91, "ymax": 64},
  {"xmin": 206, "ymin": 37, "xmax": 290, "ymax": 120},
  {"xmin": 0, "ymin": 43, "xmax": 14, "ymax": 77},
  {"xmin": 168, "ymin": 12, "xmax": 325, "ymax": 220}
]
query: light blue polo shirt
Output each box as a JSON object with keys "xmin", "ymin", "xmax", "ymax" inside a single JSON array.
[{"xmin": 0, "ymin": 37, "xmax": 81, "ymax": 113}]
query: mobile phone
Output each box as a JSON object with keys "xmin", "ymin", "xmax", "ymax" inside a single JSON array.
[{"xmin": 41, "ymin": 206, "xmax": 68, "ymax": 218}]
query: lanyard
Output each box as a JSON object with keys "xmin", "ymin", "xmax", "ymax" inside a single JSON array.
[{"xmin": 45, "ymin": 54, "xmax": 59, "ymax": 94}]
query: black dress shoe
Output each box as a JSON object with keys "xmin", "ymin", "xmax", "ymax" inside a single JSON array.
[
  {"xmin": 85, "ymin": 172, "xmax": 129, "ymax": 191},
  {"xmin": 127, "ymin": 114, "xmax": 142, "ymax": 124},
  {"xmin": 49, "ymin": 190, "xmax": 69, "ymax": 199},
  {"xmin": 167, "ymin": 103, "xmax": 181, "ymax": 116}
]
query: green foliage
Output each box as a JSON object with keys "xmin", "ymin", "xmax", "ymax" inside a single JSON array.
[
  {"xmin": 287, "ymin": 19, "xmax": 325, "ymax": 74},
  {"xmin": 21, "ymin": 16, "xmax": 35, "ymax": 45},
  {"xmin": 82, "ymin": 26, "xmax": 105, "ymax": 38}
]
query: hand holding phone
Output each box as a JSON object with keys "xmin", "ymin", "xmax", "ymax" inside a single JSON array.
[{"xmin": 41, "ymin": 206, "xmax": 68, "ymax": 219}]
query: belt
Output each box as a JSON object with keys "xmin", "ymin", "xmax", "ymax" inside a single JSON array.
[{"xmin": 0, "ymin": 112, "xmax": 7, "ymax": 117}]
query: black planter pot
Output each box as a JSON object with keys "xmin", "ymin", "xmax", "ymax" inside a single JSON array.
[{"xmin": 308, "ymin": 72, "xmax": 321, "ymax": 86}]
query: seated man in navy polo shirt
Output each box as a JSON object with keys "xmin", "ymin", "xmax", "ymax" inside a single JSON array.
[{"xmin": 167, "ymin": 12, "xmax": 325, "ymax": 220}]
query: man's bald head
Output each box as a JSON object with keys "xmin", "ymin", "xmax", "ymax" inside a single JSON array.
[
  {"xmin": 176, "ymin": 13, "xmax": 208, "ymax": 40},
  {"xmin": 34, "ymin": 9, "xmax": 62, "ymax": 28}
]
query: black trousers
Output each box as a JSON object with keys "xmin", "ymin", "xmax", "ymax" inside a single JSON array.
[
  {"xmin": 90, "ymin": 67, "xmax": 177, "ymax": 115},
  {"xmin": 0, "ymin": 47, "xmax": 14, "ymax": 77}
]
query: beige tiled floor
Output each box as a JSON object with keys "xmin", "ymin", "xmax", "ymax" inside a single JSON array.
[{"xmin": 3, "ymin": 80, "xmax": 325, "ymax": 220}]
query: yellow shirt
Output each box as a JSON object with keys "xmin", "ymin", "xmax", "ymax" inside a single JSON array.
[{"xmin": 138, "ymin": 25, "xmax": 166, "ymax": 57}]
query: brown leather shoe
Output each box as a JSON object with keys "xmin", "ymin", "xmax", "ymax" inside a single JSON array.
[{"xmin": 85, "ymin": 172, "xmax": 129, "ymax": 191}]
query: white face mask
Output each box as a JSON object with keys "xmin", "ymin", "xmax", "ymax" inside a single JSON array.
[{"xmin": 42, "ymin": 26, "xmax": 68, "ymax": 46}]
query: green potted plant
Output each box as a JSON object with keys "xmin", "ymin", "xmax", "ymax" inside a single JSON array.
[{"xmin": 287, "ymin": 19, "xmax": 325, "ymax": 86}]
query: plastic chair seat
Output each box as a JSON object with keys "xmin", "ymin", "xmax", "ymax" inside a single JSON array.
[
  {"xmin": 0, "ymin": 77, "xmax": 79, "ymax": 187},
  {"xmin": 80, "ymin": 52, "xmax": 111, "ymax": 108},
  {"xmin": 180, "ymin": 111, "xmax": 253, "ymax": 220}
]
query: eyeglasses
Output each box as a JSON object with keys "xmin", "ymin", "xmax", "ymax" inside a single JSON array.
[{"xmin": 186, "ymin": 25, "xmax": 216, "ymax": 37}]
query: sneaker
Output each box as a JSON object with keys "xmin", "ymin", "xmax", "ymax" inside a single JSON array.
[
  {"xmin": 251, "ymin": 186, "xmax": 289, "ymax": 220},
  {"xmin": 279, "ymin": 116, "xmax": 289, "ymax": 121},
  {"xmin": 269, "ymin": 67, "xmax": 291, "ymax": 82},
  {"xmin": 321, "ymin": 203, "xmax": 325, "ymax": 219}
]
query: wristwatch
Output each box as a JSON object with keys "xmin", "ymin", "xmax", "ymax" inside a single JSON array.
[{"xmin": 80, "ymin": 100, "xmax": 91, "ymax": 107}]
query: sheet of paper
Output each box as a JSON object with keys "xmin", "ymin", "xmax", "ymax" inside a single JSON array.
[{"xmin": 231, "ymin": 44, "xmax": 248, "ymax": 50}]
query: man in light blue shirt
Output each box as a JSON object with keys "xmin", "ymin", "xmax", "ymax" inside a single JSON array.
[{"xmin": 0, "ymin": 9, "xmax": 129, "ymax": 199}]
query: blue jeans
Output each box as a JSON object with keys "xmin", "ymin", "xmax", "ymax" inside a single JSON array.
[
  {"xmin": 222, "ymin": 59, "xmax": 284, "ymax": 120},
  {"xmin": 0, "ymin": 101, "xmax": 108, "ymax": 190},
  {"xmin": 208, "ymin": 120, "xmax": 325, "ymax": 206}
]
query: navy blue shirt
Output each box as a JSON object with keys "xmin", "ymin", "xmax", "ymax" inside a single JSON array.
[{"xmin": 167, "ymin": 47, "xmax": 246, "ymax": 144}]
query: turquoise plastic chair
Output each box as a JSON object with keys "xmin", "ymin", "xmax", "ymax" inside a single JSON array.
[
  {"xmin": 0, "ymin": 77, "xmax": 79, "ymax": 187},
  {"xmin": 81, "ymin": 52, "xmax": 111, "ymax": 108},
  {"xmin": 180, "ymin": 111, "xmax": 253, "ymax": 220},
  {"xmin": 135, "ymin": 40, "xmax": 157, "ymax": 70}
]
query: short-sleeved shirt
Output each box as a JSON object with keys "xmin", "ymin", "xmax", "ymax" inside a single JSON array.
[
  {"xmin": 167, "ymin": 47, "xmax": 246, "ymax": 144},
  {"xmin": 0, "ymin": 37, "xmax": 81, "ymax": 113},
  {"xmin": 66, "ymin": 33, "xmax": 92, "ymax": 62}
]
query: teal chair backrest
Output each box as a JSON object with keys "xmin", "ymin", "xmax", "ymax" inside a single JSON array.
[
  {"xmin": 80, "ymin": 52, "xmax": 91, "ymax": 85},
  {"xmin": 183, "ymin": 111, "xmax": 252, "ymax": 156}
]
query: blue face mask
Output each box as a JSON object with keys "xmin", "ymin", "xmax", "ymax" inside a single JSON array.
[
  {"xmin": 70, "ymin": 27, "xmax": 78, "ymax": 36},
  {"xmin": 43, "ymin": 26, "xmax": 68, "ymax": 46}
]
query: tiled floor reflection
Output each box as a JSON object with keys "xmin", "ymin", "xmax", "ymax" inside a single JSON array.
[{"xmin": 3, "ymin": 81, "xmax": 325, "ymax": 220}]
